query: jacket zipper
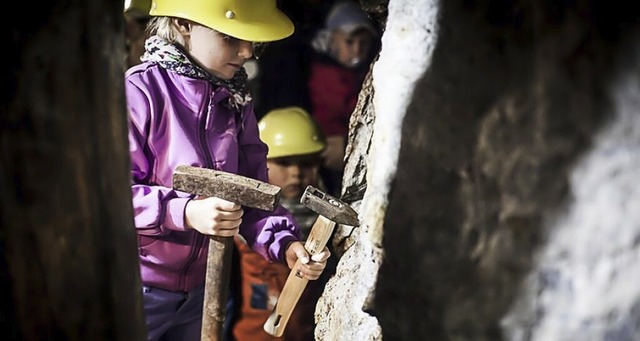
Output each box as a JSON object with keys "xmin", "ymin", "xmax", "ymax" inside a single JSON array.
[
  {"xmin": 177, "ymin": 232, "xmax": 203, "ymax": 290},
  {"xmin": 178, "ymin": 85, "xmax": 214, "ymax": 290}
]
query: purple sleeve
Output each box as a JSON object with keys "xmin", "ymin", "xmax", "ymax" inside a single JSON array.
[
  {"xmin": 241, "ymin": 206, "xmax": 302, "ymax": 263},
  {"xmin": 127, "ymin": 79, "xmax": 191, "ymax": 235}
]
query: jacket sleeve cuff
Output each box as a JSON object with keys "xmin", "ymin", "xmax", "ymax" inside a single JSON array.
[
  {"xmin": 270, "ymin": 233, "xmax": 299, "ymax": 263},
  {"xmin": 164, "ymin": 197, "xmax": 191, "ymax": 231}
]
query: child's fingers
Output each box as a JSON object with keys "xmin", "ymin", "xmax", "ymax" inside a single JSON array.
[
  {"xmin": 287, "ymin": 242, "xmax": 310, "ymax": 264},
  {"xmin": 211, "ymin": 197, "xmax": 242, "ymax": 211},
  {"xmin": 213, "ymin": 208, "xmax": 244, "ymax": 222},
  {"xmin": 212, "ymin": 225, "xmax": 240, "ymax": 237},
  {"xmin": 296, "ymin": 262, "xmax": 326, "ymax": 280},
  {"xmin": 310, "ymin": 247, "xmax": 331, "ymax": 263}
]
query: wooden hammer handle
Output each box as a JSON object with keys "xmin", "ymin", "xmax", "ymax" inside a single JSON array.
[
  {"xmin": 171, "ymin": 166, "xmax": 283, "ymax": 340},
  {"xmin": 263, "ymin": 215, "xmax": 336, "ymax": 337},
  {"xmin": 201, "ymin": 235, "xmax": 234, "ymax": 341}
]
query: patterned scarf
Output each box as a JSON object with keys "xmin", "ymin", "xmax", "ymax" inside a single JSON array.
[{"xmin": 140, "ymin": 35, "xmax": 252, "ymax": 110}]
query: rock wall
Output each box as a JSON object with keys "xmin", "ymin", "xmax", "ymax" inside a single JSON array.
[{"xmin": 316, "ymin": 0, "xmax": 640, "ymax": 340}]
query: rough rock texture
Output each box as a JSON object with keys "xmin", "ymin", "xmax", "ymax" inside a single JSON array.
[
  {"xmin": 501, "ymin": 42, "xmax": 640, "ymax": 341},
  {"xmin": 316, "ymin": 0, "xmax": 640, "ymax": 340},
  {"xmin": 315, "ymin": 58, "xmax": 383, "ymax": 341}
]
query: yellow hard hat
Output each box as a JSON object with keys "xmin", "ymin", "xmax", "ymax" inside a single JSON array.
[
  {"xmin": 124, "ymin": 0, "xmax": 151, "ymax": 18},
  {"xmin": 149, "ymin": 0, "xmax": 294, "ymax": 42},
  {"xmin": 259, "ymin": 107, "xmax": 326, "ymax": 159}
]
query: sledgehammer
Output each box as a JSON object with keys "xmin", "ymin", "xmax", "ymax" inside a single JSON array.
[
  {"xmin": 263, "ymin": 185, "xmax": 360, "ymax": 337},
  {"xmin": 172, "ymin": 165, "xmax": 281, "ymax": 341}
]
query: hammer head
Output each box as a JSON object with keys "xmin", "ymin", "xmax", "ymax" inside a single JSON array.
[
  {"xmin": 172, "ymin": 165, "xmax": 281, "ymax": 211},
  {"xmin": 300, "ymin": 186, "xmax": 359, "ymax": 226}
]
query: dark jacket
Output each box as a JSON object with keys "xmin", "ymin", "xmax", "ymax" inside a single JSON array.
[{"xmin": 307, "ymin": 52, "xmax": 367, "ymax": 137}]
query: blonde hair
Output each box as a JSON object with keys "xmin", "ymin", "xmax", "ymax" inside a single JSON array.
[{"xmin": 146, "ymin": 17, "xmax": 185, "ymax": 46}]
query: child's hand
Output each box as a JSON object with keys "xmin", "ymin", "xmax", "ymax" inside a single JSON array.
[
  {"xmin": 285, "ymin": 241, "xmax": 331, "ymax": 280},
  {"xmin": 185, "ymin": 196, "xmax": 243, "ymax": 236}
]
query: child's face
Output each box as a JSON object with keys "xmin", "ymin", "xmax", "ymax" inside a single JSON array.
[
  {"xmin": 187, "ymin": 23, "xmax": 254, "ymax": 80},
  {"xmin": 329, "ymin": 28, "xmax": 374, "ymax": 68},
  {"xmin": 267, "ymin": 154, "xmax": 321, "ymax": 200}
]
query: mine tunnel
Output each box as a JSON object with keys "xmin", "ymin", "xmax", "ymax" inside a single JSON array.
[{"xmin": 2, "ymin": 0, "xmax": 639, "ymax": 340}]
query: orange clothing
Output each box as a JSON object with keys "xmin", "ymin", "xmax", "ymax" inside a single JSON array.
[{"xmin": 233, "ymin": 237, "xmax": 324, "ymax": 341}]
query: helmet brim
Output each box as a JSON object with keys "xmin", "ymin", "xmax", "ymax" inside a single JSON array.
[
  {"xmin": 215, "ymin": 12, "xmax": 294, "ymax": 42},
  {"xmin": 150, "ymin": 0, "xmax": 294, "ymax": 42}
]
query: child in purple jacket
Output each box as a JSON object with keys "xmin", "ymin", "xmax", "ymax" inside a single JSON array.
[{"xmin": 125, "ymin": 1, "xmax": 331, "ymax": 340}]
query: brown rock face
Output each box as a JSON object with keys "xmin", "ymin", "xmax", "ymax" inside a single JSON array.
[{"xmin": 317, "ymin": 1, "xmax": 640, "ymax": 341}]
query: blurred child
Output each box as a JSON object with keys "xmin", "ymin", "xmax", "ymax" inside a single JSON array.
[
  {"xmin": 308, "ymin": 0, "xmax": 379, "ymax": 196},
  {"xmin": 123, "ymin": 0, "xmax": 151, "ymax": 68},
  {"xmin": 233, "ymin": 107, "xmax": 332, "ymax": 341},
  {"xmin": 261, "ymin": 107, "xmax": 326, "ymax": 237},
  {"xmin": 124, "ymin": 1, "xmax": 331, "ymax": 340}
]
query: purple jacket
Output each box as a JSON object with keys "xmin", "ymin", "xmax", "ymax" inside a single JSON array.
[{"xmin": 125, "ymin": 62, "xmax": 301, "ymax": 292}]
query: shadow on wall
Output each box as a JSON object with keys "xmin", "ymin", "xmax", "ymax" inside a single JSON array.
[{"xmin": 374, "ymin": 1, "xmax": 627, "ymax": 340}]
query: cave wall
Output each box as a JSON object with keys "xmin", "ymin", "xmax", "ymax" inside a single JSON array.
[{"xmin": 318, "ymin": 0, "xmax": 640, "ymax": 340}]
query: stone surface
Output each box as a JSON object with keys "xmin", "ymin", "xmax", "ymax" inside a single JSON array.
[
  {"xmin": 317, "ymin": 0, "xmax": 640, "ymax": 340},
  {"xmin": 502, "ymin": 43, "xmax": 640, "ymax": 341}
]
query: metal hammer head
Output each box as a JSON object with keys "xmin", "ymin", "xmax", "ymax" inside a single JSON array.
[
  {"xmin": 300, "ymin": 186, "xmax": 359, "ymax": 226},
  {"xmin": 172, "ymin": 165, "xmax": 281, "ymax": 211}
]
